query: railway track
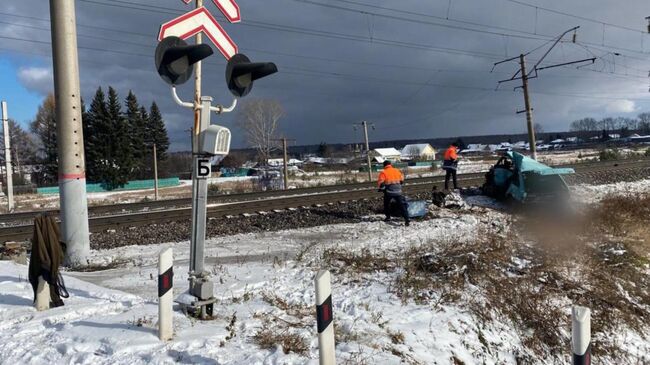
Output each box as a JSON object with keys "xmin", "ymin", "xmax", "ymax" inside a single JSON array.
[
  {"xmin": 1, "ymin": 157, "xmax": 646, "ymax": 223},
  {"xmin": 0, "ymin": 157, "xmax": 648, "ymax": 243}
]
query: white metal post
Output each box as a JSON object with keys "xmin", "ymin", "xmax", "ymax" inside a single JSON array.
[
  {"xmin": 572, "ymin": 306, "xmax": 591, "ymax": 365},
  {"xmin": 35, "ymin": 276, "xmax": 50, "ymax": 311},
  {"xmin": 158, "ymin": 248, "xmax": 173, "ymax": 341},
  {"xmin": 1, "ymin": 101, "xmax": 13, "ymax": 211},
  {"xmin": 49, "ymin": 0, "xmax": 91, "ymax": 266},
  {"xmin": 153, "ymin": 143, "xmax": 159, "ymax": 201},
  {"xmin": 363, "ymin": 121, "xmax": 372, "ymax": 182},
  {"xmin": 315, "ymin": 270, "xmax": 335, "ymax": 365},
  {"xmin": 282, "ymin": 137, "xmax": 289, "ymax": 190}
]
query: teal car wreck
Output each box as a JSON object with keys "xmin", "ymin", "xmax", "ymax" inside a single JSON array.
[{"xmin": 482, "ymin": 151, "xmax": 574, "ymax": 202}]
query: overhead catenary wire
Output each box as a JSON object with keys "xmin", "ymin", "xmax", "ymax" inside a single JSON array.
[
  {"xmin": 75, "ymin": 0, "xmax": 650, "ymax": 60},
  {"xmin": 1, "ymin": 26, "xmax": 646, "ymax": 85},
  {"xmin": 1, "ymin": 3, "xmax": 647, "ymax": 104}
]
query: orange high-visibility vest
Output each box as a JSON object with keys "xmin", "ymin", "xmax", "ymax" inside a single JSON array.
[
  {"xmin": 378, "ymin": 165, "xmax": 404, "ymax": 187},
  {"xmin": 444, "ymin": 146, "xmax": 458, "ymax": 161}
]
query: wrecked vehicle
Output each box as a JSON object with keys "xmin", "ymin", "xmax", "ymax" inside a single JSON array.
[{"xmin": 482, "ymin": 151, "xmax": 574, "ymax": 202}]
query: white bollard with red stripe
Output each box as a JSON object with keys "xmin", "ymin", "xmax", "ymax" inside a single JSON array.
[
  {"xmin": 315, "ymin": 270, "xmax": 335, "ymax": 365},
  {"xmin": 158, "ymin": 248, "xmax": 173, "ymax": 341},
  {"xmin": 35, "ymin": 276, "xmax": 50, "ymax": 311},
  {"xmin": 572, "ymin": 306, "xmax": 591, "ymax": 365}
]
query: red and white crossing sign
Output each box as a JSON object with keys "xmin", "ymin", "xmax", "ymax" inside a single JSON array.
[
  {"xmin": 213, "ymin": 0, "xmax": 241, "ymax": 23},
  {"xmin": 180, "ymin": 0, "xmax": 241, "ymax": 23},
  {"xmin": 158, "ymin": 7, "xmax": 238, "ymax": 60}
]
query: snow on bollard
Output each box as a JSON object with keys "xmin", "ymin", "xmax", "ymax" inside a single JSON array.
[
  {"xmin": 572, "ymin": 306, "xmax": 591, "ymax": 365},
  {"xmin": 315, "ymin": 270, "xmax": 335, "ymax": 365},
  {"xmin": 35, "ymin": 276, "xmax": 50, "ymax": 311},
  {"xmin": 158, "ymin": 248, "xmax": 173, "ymax": 341}
]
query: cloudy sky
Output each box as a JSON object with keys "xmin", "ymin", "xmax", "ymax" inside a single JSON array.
[{"xmin": 1, "ymin": 0, "xmax": 649, "ymax": 150}]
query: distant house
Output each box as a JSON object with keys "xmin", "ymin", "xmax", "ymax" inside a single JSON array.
[
  {"xmin": 400, "ymin": 144, "xmax": 436, "ymax": 161},
  {"xmin": 512, "ymin": 141, "xmax": 527, "ymax": 150},
  {"xmin": 629, "ymin": 134, "xmax": 650, "ymax": 143},
  {"xmin": 306, "ymin": 157, "xmax": 353, "ymax": 165},
  {"xmin": 495, "ymin": 142, "xmax": 512, "ymax": 152},
  {"xmin": 370, "ymin": 148, "xmax": 402, "ymax": 163},
  {"xmin": 460, "ymin": 144, "xmax": 487, "ymax": 154},
  {"xmin": 267, "ymin": 158, "xmax": 303, "ymax": 167}
]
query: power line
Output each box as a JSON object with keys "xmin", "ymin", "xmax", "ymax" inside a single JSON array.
[
  {"xmin": 2, "ymin": 16, "xmax": 647, "ymax": 86},
  {"xmin": 504, "ymin": 0, "xmax": 645, "ymax": 34},
  {"xmin": 290, "ymin": 0, "xmax": 552, "ymax": 42},
  {"xmin": 290, "ymin": 0, "xmax": 650, "ymax": 57},
  {"xmin": 1, "ymin": 9, "xmax": 646, "ymax": 101},
  {"xmin": 71, "ymin": 0, "xmax": 650, "ymax": 64}
]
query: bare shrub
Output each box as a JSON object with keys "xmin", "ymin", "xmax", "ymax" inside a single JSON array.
[
  {"xmin": 323, "ymin": 248, "xmax": 395, "ymax": 274},
  {"xmin": 252, "ymin": 325, "xmax": 309, "ymax": 355},
  {"xmin": 261, "ymin": 292, "xmax": 312, "ymax": 319}
]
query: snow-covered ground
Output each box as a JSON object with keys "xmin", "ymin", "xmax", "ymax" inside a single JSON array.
[{"xmin": 1, "ymin": 179, "xmax": 649, "ymax": 364}]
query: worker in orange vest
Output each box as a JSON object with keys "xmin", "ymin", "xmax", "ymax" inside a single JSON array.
[
  {"xmin": 442, "ymin": 142, "xmax": 460, "ymax": 190},
  {"xmin": 377, "ymin": 160, "xmax": 410, "ymax": 226}
]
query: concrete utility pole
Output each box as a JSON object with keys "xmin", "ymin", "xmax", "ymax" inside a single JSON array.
[
  {"xmin": 1, "ymin": 101, "xmax": 14, "ymax": 212},
  {"xmin": 362, "ymin": 121, "xmax": 372, "ymax": 181},
  {"xmin": 49, "ymin": 0, "xmax": 90, "ymax": 266},
  {"xmin": 273, "ymin": 137, "xmax": 295, "ymax": 190},
  {"xmin": 519, "ymin": 54, "xmax": 537, "ymax": 161},
  {"xmin": 153, "ymin": 143, "xmax": 159, "ymax": 201},
  {"xmin": 283, "ymin": 138, "xmax": 289, "ymax": 190},
  {"xmin": 493, "ymin": 27, "xmax": 593, "ymax": 161}
]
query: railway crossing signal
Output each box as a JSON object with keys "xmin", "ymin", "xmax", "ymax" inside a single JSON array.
[
  {"xmin": 226, "ymin": 53, "xmax": 278, "ymax": 97},
  {"xmin": 155, "ymin": 36, "xmax": 213, "ymax": 86},
  {"xmin": 155, "ymin": 1, "xmax": 277, "ymax": 319}
]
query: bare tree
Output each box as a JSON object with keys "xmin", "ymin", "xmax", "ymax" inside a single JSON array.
[
  {"xmin": 0, "ymin": 120, "xmax": 38, "ymax": 177},
  {"xmin": 236, "ymin": 99, "xmax": 283, "ymax": 165},
  {"xmin": 599, "ymin": 117, "xmax": 617, "ymax": 132},
  {"xmin": 638, "ymin": 113, "xmax": 650, "ymax": 134}
]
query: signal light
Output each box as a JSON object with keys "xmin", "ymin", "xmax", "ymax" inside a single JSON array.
[
  {"xmin": 155, "ymin": 36, "xmax": 214, "ymax": 86},
  {"xmin": 225, "ymin": 53, "xmax": 278, "ymax": 97}
]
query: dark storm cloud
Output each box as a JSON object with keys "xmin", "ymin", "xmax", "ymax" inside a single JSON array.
[{"xmin": 2, "ymin": 0, "xmax": 649, "ymax": 151}]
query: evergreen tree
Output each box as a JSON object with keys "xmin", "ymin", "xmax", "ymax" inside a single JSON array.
[
  {"xmin": 125, "ymin": 91, "xmax": 146, "ymax": 178},
  {"xmin": 138, "ymin": 106, "xmax": 155, "ymax": 178},
  {"xmin": 105, "ymin": 87, "xmax": 133, "ymax": 189},
  {"xmin": 84, "ymin": 87, "xmax": 109, "ymax": 183},
  {"xmin": 146, "ymin": 102, "xmax": 170, "ymax": 160},
  {"xmin": 29, "ymin": 94, "xmax": 58, "ymax": 185}
]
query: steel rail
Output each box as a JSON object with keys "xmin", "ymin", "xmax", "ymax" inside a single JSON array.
[
  {"xmin": 1, "ymin": 157, "xmax": 647, "ymax": 223},
  {"xmin": 0, "ymin": 158, "xmax": 648, "ymax": 243}
]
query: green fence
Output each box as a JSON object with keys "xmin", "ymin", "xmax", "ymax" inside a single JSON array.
[
  {"xmin": 359, "ymin": 162, "xmax": 409, "ymax": 172},
  {"xmin": 37, "ymin": 177, "xmax": 181, "ymax": 195}
]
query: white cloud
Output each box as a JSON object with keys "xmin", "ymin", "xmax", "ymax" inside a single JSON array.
[
  {"xmin": 17, "ymin": 67, "xmax": 53, "ymax": 96},
  {"xmin": 605, "ymin": 99, "xmax": 637, "ymax": 114}
]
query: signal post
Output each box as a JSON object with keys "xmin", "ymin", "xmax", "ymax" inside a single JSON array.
[{"xmin": 155, "ymin": 2, "xmax": 277, "ymax": 317}]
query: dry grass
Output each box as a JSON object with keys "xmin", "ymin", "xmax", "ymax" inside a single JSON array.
[
  {"xmin": 321, "ymin": 196, "xmax": 650, "ymax": 360},
  {"xmin": 323, "ymin": 248, "xmax": 395, "ymax": 274},
  {"xmin": 252, "ymin": 292, "xmax": 312, "ymax": 354},
  {"xmin": 71, "ymin": 259, "xmax": 129, "ymax": 272},
  {"xmin": 252, "ymin": 325, "xmax": 309, "ymax": 355},
  {"xmin": 261, "ymin": 292, "xmax": 312, "ymax": 319}
]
